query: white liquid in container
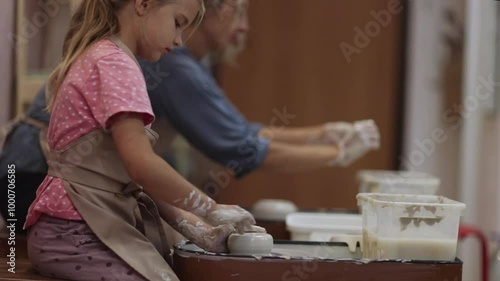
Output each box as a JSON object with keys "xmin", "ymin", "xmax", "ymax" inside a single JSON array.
[{"xmin": 363, "ymin": 230, "xmax": 457, "ymax": 261}]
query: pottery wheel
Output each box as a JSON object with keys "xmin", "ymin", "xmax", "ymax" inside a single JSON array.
[
  {"xmin": 172, "ymin": 241, "xmax": 463, "ymax": 281},
  {"xmin": 176, "ymin": 241, "xmax": 361, "ymax": 260}
]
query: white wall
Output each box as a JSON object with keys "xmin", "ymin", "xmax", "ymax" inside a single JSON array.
[
  {"xmin": 469, "ymin": 0, "xmax": 500, "ymax": 239},
  {"xmin": 462, "ymin": 0, "xmax": 500, "ymax": 230},
  {"xmin": 402, "ymin": 0, "xmax": 500, "ymax": 280},
  {"xmin": 459, "ymin": 0, "xmax": 500, "ymax": 280},
  {"xmin": 403, "ymin": 0, "xmax": 463, "ymax": 201},
  {"xmin": 0, "ymin": 0, "xmax": 15, "ymax": 123}
]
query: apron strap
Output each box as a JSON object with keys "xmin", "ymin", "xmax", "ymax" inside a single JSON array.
[
  {"xmin": 134, "ymin": 190, "xmax": 172, "ymax": 264},
  {"xmin": 24, "ymin": 117, "xmax": 51, "ymax": 162},
  {"xmin": 23, "ymin": 116, "xmax": 47, "ymax": 130},
  {"xmin": 108, "ymin": 36, "xmax": 143, "ymax": 72}
]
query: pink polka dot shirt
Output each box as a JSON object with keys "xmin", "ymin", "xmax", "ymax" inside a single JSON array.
[{"xmin": 24, "ymin": 39, "xmax": 155, "ymax": 229}]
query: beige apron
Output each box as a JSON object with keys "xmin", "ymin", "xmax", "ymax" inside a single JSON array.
[
  {"xmin": 44, "ymin": 37, "xmax": 178, "ymax": 281},
  {"xmin": 46, "ymin": 128, "xmax": 178, "ymax": 281}
]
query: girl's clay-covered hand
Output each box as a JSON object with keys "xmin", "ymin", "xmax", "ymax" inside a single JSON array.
[
  {"xmin": 176, "ymin": 218, "xmax": 235, "ymax": 253},
  {"xmin": 204, "ymin": 204, "xmax": 262, "ymax": 234},
  {"xmin": 154, "ymin": 201, "xmax": 240, "ymax": 253}
]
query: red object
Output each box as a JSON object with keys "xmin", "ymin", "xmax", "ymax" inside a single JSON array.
[{"xmin": 458, "ymin": 224, "xmax": 489, "ymax": 281}]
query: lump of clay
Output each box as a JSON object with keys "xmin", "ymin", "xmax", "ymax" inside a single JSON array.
[{"xmin": 227, "ymin": 232, "xmax": 274, "ymax": 255}]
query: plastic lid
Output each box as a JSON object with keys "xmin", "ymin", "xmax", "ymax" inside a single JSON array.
[
  {"xmin": 356, "ymin": 193, "xmax": 466, "ymax": 211},
  {"xmin": 357, "ymin": 170, "xmax": 440, "ymax": 186}
]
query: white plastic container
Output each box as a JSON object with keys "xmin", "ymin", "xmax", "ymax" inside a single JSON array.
[
  {"xmin": 357, "ymin": 193, "xmax": 466, "ymax": 261},
  {"xmin": 357, "ymin": 170, "xmax": 440, "ymax": 195},
  {"xmin": 286, "ymin": 212, "xmax": 362, "ymax": 252}
]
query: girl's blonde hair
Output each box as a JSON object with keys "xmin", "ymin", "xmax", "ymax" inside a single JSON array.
[{"xmin": 46, "ymin": 0, "xmax": 205, "ymax": 112}]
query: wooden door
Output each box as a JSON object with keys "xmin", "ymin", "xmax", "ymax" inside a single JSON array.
[{"xmin": 215, "ymin": 0, "xmax": 406, "ymax": 210}]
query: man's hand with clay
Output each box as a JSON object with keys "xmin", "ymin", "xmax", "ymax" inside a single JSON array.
[{"xmin": 326, "ymin": 119, "xmax": 380, "ymax": 167}]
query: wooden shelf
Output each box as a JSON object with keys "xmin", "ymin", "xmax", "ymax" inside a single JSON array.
[{"xmin": 15, "ymin": 0, "xmax": 82, "ymax": 115}]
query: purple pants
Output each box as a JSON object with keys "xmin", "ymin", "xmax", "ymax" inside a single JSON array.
[{"xmin": 27, "ymin": 215, "xmax": 147, "ymax": 281}]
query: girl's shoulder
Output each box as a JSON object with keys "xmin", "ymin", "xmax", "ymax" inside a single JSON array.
[
  {"xmin": 71, "ymin": 38, "xmax": 139, "ymax": 80},
  {"xmin": 82, "ymin": 39, "xmax": 130, "ymax": 65}
]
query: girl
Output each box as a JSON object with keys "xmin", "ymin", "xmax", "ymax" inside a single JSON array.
[{"xmin": 25, "ymin": 0, "xmax": 257, "ymax": 280}]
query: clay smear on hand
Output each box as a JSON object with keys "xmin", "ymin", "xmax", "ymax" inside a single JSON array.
[
  {"xmin": 176, "ymin": 218, "xmax": 233, "ymax": 253},
  {"xmin": 176, "ymin": 190, "xmax": 213, "ymax": 217}
]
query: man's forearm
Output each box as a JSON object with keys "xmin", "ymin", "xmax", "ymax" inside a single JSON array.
[
  {"xmin": 258, "ymin": 125, "xmax": 324, "ymax": 144},
  {"xmin": 259, "ymin": 141, "xmax": 340, "ymax": 173}
]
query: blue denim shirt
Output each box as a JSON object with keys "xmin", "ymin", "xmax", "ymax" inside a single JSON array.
[
  {"xmin": 140, "ymin": 47, "xmax": 269, "ymax": 178},
  {"xmin": 0, "ymin": 87, "xmax": 50, "ymax": 178}
]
